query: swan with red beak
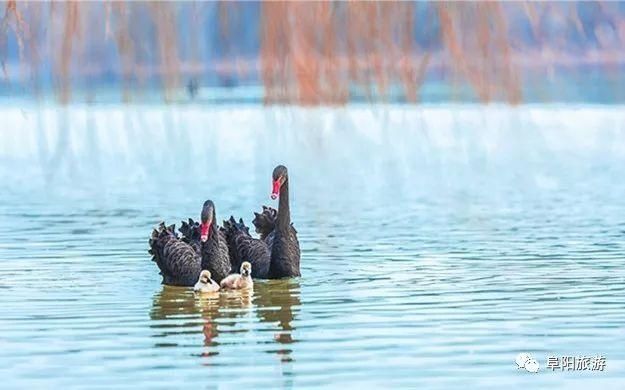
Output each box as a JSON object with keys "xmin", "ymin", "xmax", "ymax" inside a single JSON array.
[
  {"xmin": 200, "ymin": 200, "xmax": 215, "ymax": 242},
  {"xmin": 268, "ymin": 165, "xmax": 301, "ymax": 277},
  {"xmin": 222, "ymin": 164, "xmax": 300, "ymax": 279},
  {"xmin": 271, "ymin": 165, "xmax": 287, "ymax": 200},
  {"xmin": 148, "ymin": 199, "xmax": 231, "ymax": 286}
]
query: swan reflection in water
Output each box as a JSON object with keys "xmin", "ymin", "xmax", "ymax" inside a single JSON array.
[
  {"xmin": 253, "ymin": 279, "xmax": 301, "ymax": 363},
  {"xmin": 150, "ymin": 279, "xmax": 300, "ymax": 363},
  {"xmin": 150, "ymin": 285, "xmax": 252, "ymax": 356}
]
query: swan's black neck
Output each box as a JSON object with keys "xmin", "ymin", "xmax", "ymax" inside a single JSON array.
[
  {"xmin": 277, "ymin": 178, "xmax": 290, "ymax": 230},
  {"xmin": 200, "ymin": 218, "xmax": 219, "ymax": 270}
]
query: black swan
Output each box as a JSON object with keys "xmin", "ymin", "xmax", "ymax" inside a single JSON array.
[
  {"xmin": 223, "ymin": 165, "xmax": 301, "ymax": 279},
  {"xmin": 220, "ymin": 261, "xmax": 253, "ymax": 290},
  {"xmin": 148, "ymin": 200, "xmax": 231, "ymax": 286}
]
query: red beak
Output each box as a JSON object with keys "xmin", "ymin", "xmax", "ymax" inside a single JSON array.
[
  {"xmin": 271, "ymin": 179, "xmax": 281, "ymax": 200},
  {"xmin": 200, "ymin": 222, "xmax": 211, "ymax": 242}
]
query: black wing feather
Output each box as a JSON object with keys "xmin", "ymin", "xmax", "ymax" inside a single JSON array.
[
  {"xmin": 148, "ymin": 223, "xmax": 201, "ymax": 286},
  {"xmin": 223, "ymin": 217, "xmax": 270, "ymax": 278}
]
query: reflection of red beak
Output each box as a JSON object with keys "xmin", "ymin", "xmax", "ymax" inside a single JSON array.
[
  {"xmin": 271, "ymin": 179, "xmax": 281, "ymax": 200},
  {"xmin": 200, "ymin": 222, "xmax": 211, "ymax": 242}
]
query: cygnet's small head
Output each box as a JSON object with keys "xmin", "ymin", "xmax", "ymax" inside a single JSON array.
[
  {"xmin": 199, "ymin": 270, "xmax": 212, "ymax": 284},
  {"xmin": 241, "ymin": 261, "xmax": 252, "ymax": 277}
]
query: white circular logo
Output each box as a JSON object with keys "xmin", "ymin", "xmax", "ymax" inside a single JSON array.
[{"xmin": 516, "ymin": 352, "xmax": 539, "ymax": 373}]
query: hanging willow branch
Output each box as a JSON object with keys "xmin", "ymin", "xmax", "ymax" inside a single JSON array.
[{"xmin": 0, "ymin": 1, "xmax": 622, "ymax": 104}]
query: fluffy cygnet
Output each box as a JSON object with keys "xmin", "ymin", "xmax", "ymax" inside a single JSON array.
[
  {"xmin": 220, "ymin": 262, "xmax": 253, "ymax": 290},
  {"xmin": 194, "ymin": 270, "xmax": 220, "ymax": 293}
]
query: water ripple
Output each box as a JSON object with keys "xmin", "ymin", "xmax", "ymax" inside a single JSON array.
[{"xmin": 2, "ymin": 106, "xmax": 625, "ymax": 387}]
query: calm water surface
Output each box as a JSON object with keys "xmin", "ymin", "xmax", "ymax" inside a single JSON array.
[{"xmin": 1, "ymin": 105, "xmax": 624, "ymax": 388}]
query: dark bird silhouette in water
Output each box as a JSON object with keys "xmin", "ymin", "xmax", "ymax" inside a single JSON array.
[
  {"xmin": 223, "ymin": 165, "xmax": 300, "ymax": 279},
  {"xmin": 148, "ymin": 200, "xmax": 231, "ymax": 286}
]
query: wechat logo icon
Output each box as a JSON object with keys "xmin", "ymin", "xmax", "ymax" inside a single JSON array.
[{"xmin": 516, "ymin": 352, "xmax": 539, "ymax": 373}]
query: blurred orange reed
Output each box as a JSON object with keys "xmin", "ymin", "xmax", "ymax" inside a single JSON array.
[{"xmin": 0, "ymin": 1, "xmax": 622, "ymax": 104}]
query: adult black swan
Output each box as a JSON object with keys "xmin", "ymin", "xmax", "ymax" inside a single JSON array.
[
  {"xmin": 224, "ymin": 165, "xmax": 300, "ymax": 279},
  {"xmin": 148, "ymin": 200, "xmax": 231, "ymax": 286}
]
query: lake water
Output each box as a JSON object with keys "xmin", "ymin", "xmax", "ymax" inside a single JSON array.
[{"xmin": 1, "ymin": 104, "xmax": 624, "ymax": 388}]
